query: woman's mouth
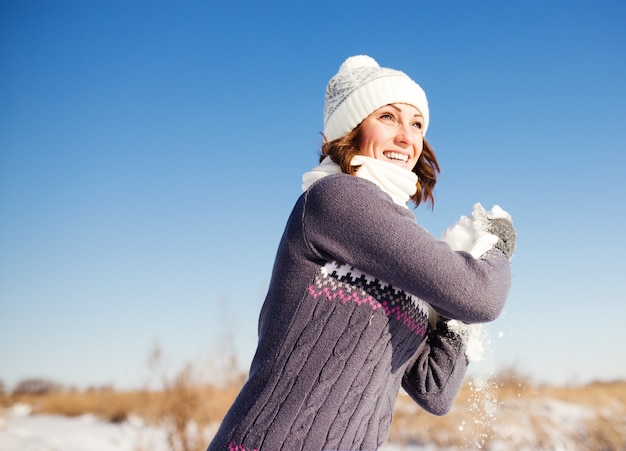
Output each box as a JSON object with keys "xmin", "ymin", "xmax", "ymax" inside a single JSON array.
[{"xmin": 383, "ymin": 151, "xmax": 409, "ymax": 163}]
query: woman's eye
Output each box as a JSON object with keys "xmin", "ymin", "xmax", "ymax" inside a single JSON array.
[
  {"xmin": 411, "ymin": 121, "xmax": 423, "ymax": 129},
  {"xmin": 380, "ymin": 113, "xmax": 394, "ymax": 121}
]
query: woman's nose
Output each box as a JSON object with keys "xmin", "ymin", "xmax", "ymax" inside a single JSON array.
[{"xmin": 394, "ymin": 125, "xmax": 413, "ymax": 146}]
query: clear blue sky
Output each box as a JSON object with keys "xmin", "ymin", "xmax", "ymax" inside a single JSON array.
[{"xmin": 1, "ymin": 0, "xmax": 625, "ymax": 390}]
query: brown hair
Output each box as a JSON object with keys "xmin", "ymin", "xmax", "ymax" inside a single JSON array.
[{"xmin": 320, "ymin": 126, "xmax": 440, "ymax": 208}]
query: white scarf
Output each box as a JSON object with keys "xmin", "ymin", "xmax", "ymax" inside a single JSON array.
[{"xmin": 301, "ymin": 156, "xmax": 418, "ymax": 208}]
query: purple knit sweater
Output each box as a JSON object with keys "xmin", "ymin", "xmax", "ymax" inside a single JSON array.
[{"xmin": 208, "ymin": 174, "xmax": 511, "ymax": 451}]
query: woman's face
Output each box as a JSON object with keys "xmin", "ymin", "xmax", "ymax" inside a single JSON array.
[{"xmin": 357, "ymin": 103, "xmax": 424, "ymax": 170}]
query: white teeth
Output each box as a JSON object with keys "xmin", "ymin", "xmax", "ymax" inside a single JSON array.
[{"xmin": 384, "ymin": 152, "xmax": 408, "ymax": 162}]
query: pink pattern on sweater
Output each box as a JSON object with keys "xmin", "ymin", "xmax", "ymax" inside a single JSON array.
[
  {"xmin": 308, "ymin": 284, "xmax": 427, "ymax": 336},
  {"xmin": 308, "ymin": 285, "xmax": 382, "ymax": 310},
  {"xmin": 228, "ymin": 443, "xmax": 258, "ymax": 451}
]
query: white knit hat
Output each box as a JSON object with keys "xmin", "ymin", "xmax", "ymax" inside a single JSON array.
[{"xmin": 323, "ymin": 55, "xmax": 429, "ymax": 142}]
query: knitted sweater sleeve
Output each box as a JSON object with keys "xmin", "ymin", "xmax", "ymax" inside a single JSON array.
[
  {"xmin": 302, "ymin": 175, "xmax": 511, "ymax": 323},
  {"xmin": 401, "ymin": 319, "xmax": 468, "ymax": 415}
]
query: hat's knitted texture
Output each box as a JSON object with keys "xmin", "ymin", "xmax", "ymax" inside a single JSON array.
[{"xmin": 323, "ymin": 55, "xmax": 429, "ymax": 141}]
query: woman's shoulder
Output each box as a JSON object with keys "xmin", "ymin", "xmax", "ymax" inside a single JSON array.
[
  {"xmin": 304, "ymin": 173, "xmax": 411, "ymax": 219},
  {"xmin": 306, "ymin": 173, "xmax": 382, "ymax": 199}
]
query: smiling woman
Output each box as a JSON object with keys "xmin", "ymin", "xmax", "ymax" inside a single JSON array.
[
  {"xmin": 314, "ymin": 56, "xmax": 439, "ymax": 209},
  {"xmin": 206, "ymin": 55, "xmax": 516, "ymax": 451}
]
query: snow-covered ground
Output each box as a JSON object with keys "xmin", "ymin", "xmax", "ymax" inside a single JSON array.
[
  {"xmin": 0, "ymin": 403, "xmax": 174, "ymax": 451},
  {"xmin": 0, "ymin": 403, "xmax": 437, "ymax": 451}
]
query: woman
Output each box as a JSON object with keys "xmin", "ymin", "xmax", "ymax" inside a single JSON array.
[{"xmin": 207, "ymin": 55, "xmax": 515, "ymax": 451}]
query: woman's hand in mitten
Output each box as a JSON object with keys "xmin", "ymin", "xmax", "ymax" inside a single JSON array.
[{"xmin": 471, "ymin": 203, "xmax": 516, "ymax": 260}]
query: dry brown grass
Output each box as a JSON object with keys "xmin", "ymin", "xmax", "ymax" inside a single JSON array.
[
  {"xmin": 7, "ymin": 383, "xmax": 243, "ymax": 424},
  {"xmin": 9, "ymin": 389, "xmax": 142, "ymax": 422}
]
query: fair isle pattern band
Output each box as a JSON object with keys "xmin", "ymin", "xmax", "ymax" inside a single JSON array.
[{"xmin": 308, "ymin": 261, "xmax": 429, "ymax": 337}]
